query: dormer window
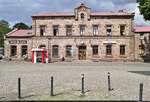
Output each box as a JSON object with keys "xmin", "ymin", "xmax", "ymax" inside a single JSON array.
[{"xmin": 81, "ymin": 13, "xmax": 84, "ymax": 19}]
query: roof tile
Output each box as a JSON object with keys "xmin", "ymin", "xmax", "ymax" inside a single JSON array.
[
  {"xmin": 6, "ymin": 29, "xmax": 32, "ymax": 37},
  {"xmin": 134, "ymin": 26, "xmax": 150, "ymax": 33}
]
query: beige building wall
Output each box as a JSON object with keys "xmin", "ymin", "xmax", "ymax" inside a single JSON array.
[
  {"xmin": 135, "ymin": 32, "xmax": 150, "ymax": 62},
  {"xmin": 5, "ymin": 4, "xmax": 145, "ymax": 62}
]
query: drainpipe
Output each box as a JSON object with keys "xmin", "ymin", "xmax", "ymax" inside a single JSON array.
[
  {"xmin": 134, "ymin": 33, "xmax": 136, "ymax": 62},
  {"xmin": 48, "ymin": 37, "xmax": 51, "ymax": 63}
]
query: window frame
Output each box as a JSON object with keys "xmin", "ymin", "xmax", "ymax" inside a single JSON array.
[
  {"xmin": 120, "ymin": 45, "xmax": 125, "ymax": 56},
  {"xmin": 140, "ymin": 33, "xmax": 144, "ymax": 40},
  {"xmin": 53, "ymin": 25, "xmax": 59, "ymax": 36},
  {"xmin": 106, "ymin": 25, "xmax": 112, "ymax": 36},
  {"xmin": 80, "ymin": 25, "xmax": 85, "ymax": 36},
  {"xmin": 10, "ymin": 45, "xmax": 17, "ymax": 57},
  {"xmin": 66, "ymin": 25, "xmax": 72, "ymax": 36},
  {"xmin": 39, "ymin": 45, "xmax": 46, "ymax": 49},
  {"xmin": 40, "ymin": 25, "xmax": 46, "ymax": 36},
  {"xmin": 106, "ymin": 45, "xmax": 112, "ymax": 56},
  {"xmin": 21, "ymin": 45, "xmax": 28, "ymax": 57},
  {"xmin": 93, "ymin": 25, "xmax": 99, "ymax": 36},
  {"xmin": 81, "ymin": 13, "xmax": 84, "ymax": 19},
  {"xmin": 52, "ymin": 45, "xmax": 59, "ymax": 57},
  {"xmin": 66, "ymin": 45, "xmax": 72, "ymax": 57},
  {"xmin": 120, "ymin": 25, "xmax": 125, "ymax": 36},
  {"xmin": 92, "ymin": 45, "xmax": 98, "ymax": 56}
]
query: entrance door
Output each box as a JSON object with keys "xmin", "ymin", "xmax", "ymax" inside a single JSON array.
[
  {"xmin": 36, "ymin": 52, "xmax": 42, "ymax": 63},
  {"xmin": 79, "ymin": 46, "xmax": 86, "ymax": 60}
]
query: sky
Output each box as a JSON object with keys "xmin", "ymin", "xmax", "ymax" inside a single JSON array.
[{"xmin": 0, "ymin": 0, "xmax": 150, "ymax": 28}]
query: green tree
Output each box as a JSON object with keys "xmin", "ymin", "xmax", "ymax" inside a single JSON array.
[
  {"xmin": 0, "ymin": 19, "xmax": 9, "ymax": 27},
  {"xmin": 136, "ymin": 0, "xmax": 150, "ymax": 21},
  {"xmin": 13, "ymin": 22, "xmax": 29, "ymax": 29},
  {"xmin": 0, "ymin": 19, "xmax": 12, "ymax": 47}
]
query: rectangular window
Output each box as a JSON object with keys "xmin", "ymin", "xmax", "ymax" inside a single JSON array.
[
  {"xmin": 53, "ymin": 26, "xmax": 58, "ymax": 36},
  {"xmin": 140, "ymin": 33, "xmax": 144, "ymax": 40},
  {"xmin": 52, "ymin": 45, "xmax": 58, "ymax": 57},
  {"xmin": 92, "ymin": 45, "xmax": 98, "ymax": 56},
  {"xmin": 21, "ymin": 45, "xmax": 27, "ymax": 57},
  {"xmin": 106, "ymin": 25, "xmax": 112, "ymax": 36},
  {"xmin": 66, "ymin": 25, "xmax": 72, "ymax": 36},
  {"xmin": 120, "ymin": 25, "xmax": 125, "ymax": 36},
  {"xmin": 93, "ymin": 25, "xmax": 98, "ymax": 36},
  {"xmin": 80, "ymin": 25, "xmax": 85, "ymax": 36},
  {"xmin": 40, "ymin": 26, "xmax": 46, "ymax": 36},
  {"xmin": 66, "ymin": 45, "xmax": 72, "ymax": 57},
  {"xmin": 120, "ymin": 45, "xmax": 125, "ymax": 56},
  {"xmin": 139, "ymin": 45, "xmax": 145, "ymax": 55},
  {"xmin": 11, "ymin": 45, "xmax": 17, "ymax": 56},
  {"xmin": 106, "ymin": 45, "xmax": 112, "ymax": 56}
]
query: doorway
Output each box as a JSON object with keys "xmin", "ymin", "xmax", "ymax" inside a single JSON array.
[{"xmin": 79, "ymin": 46, "xmax": 86, "ymax": 60}]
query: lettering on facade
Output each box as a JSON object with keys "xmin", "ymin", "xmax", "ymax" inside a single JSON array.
[{"xmin": 9, "ymin": 40, "xmax": 27, "ymax": 44}]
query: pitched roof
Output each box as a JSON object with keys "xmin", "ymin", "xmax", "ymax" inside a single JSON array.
[
  {"xmin": 34, "ymin": 12, "xmax": 74, "ymax": 17},
  {"xmin": 33, "ymin": 11, "xmax": 134, "ymax": 17},
  {"xmin": 91, "ymin": 11, "xmax": 134, "ymax": 16},
  {"xmin": 33, "ymin": 8, "xmax": 134, "ymax": 17},
  {"xmin": 6, "ymin": 29, "xmax": 32, "ymax": 37},
  {"xmin": 134, "ymin": 26, "xmax": 150, "ymax": 33}
]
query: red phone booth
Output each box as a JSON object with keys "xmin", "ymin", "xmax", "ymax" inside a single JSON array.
[{"xmin": 32, "ymin": 48, "xmax": 48, "ymax": 64}]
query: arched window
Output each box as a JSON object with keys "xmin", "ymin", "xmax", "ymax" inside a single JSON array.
[
  {"xmin": 81, "ymin": 13, "xmax": 84, "ymax": 19},
  {"xmin": 39, "ymin": 45, "xmax": 46, "ymax": 49}
]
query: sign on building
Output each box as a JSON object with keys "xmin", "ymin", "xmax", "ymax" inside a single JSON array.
[{"xmin": 9, "ymin": 40, "xmax": 27, "ymax": 44}]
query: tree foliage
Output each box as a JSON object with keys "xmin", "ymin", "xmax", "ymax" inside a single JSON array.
[
  {"xmin": 13, "ymin": 22, "xmax": 29, "ymax": 29},
  {"xmin": 136, "ymin": 0, "xmax": 150, "ymax": 21},
  {"xmin": 0, "ymin": 19, "xmax": 12, "ymax": 47}
]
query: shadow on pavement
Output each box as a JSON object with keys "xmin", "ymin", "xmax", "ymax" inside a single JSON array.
[
  {"xmin": 0, "ymin": 97, "xmax": 5, "ymax": 99},
  {"xmin": 21, "ymin": 94, "xmax": 35, "ymax": 99},
  {"xmin": 128, "ymin": 71, "xmax": 150, "ymax": 76}
]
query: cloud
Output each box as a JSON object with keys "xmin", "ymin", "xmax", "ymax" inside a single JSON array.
[
  {"xmin": 134, "ymin": 6, "xmax": 150, "ymax": 26},
  {"xmin": 0, "ymin": 0, "xmax": 149, "ymax": 27}
]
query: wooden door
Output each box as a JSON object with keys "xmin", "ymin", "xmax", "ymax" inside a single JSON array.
[{"xmin": 79, "ymin": 46, "xmax": 86, "ymax": 60}]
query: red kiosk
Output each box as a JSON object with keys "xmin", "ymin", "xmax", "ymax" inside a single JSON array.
[{"xmin": 32, "ymin": 48, "xmax": 48, "ymax": 64}]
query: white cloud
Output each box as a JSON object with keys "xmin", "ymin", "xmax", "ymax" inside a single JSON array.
[
  {"xmin": 0, "ymin": 0, "xmax": 150, "ymax": 27},
  {"xmin": 133, "ymin": 4, "xmax": 150, "ymax": 26}
]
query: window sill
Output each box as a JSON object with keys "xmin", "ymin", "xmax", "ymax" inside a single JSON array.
[
  {"xmin": 120, "ymin": 55, "xmax": 127, "ymax": 58},
  {"xmin": 93, "ymin": 35, "xmax": 98, "ymax": 36},
  {"xmin": 106, "ymin": 35, "xmax": 112, "ymax": 37},
  {"xmin": 120, "ymin": 35, "xmax": 125, "ymax": 36},
  {"xmin": 66, "ymin": 56, "xmax": 73, "ymax": 58},
  {"xmin": 10, "ymin": 56, "xmax": 18, "ymax": 58},
  {"xmin": 106, "ymin": 55, "xmax": 113, "ymax": 58},
  {"xmin": 52, "ymin": 56, "xmax": 60, "ymax": 58},
  {"xmin": 92, "ymin": 55, "xmax": 99, "ymax": 58}
]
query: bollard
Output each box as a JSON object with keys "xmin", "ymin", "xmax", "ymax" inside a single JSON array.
[
  {"xmin": 139, "ymin": 83, "xmax": 143, "ymax": 101},
  {"xmin": 81, "ymin": 74, "xmax": 84, "ymax": 95},
  {"xmin": 108, "ymin": 72, "xmax": 111, "ymax": 91},
  {"xmin": 51, "ymin": 76, "xmax": 53, "ymax": 96},
  {"xmin": 18, "ymin": 77, "xmax": 21, "ymax": 99}
]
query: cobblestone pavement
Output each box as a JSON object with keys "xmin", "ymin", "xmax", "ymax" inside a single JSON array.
[{"xmin": 0, "ymin": 60, "xmax": 150, "ymax": 101}]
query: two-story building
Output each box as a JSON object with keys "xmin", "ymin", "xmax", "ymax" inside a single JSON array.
[{"xmin": 4, "ymin": 3, "xmax": 150, "ymax": 63}]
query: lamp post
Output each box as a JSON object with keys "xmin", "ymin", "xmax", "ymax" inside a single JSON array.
[{"xmin": 48, "ymin": 37, "xmax": 52, "ymax": 63}]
